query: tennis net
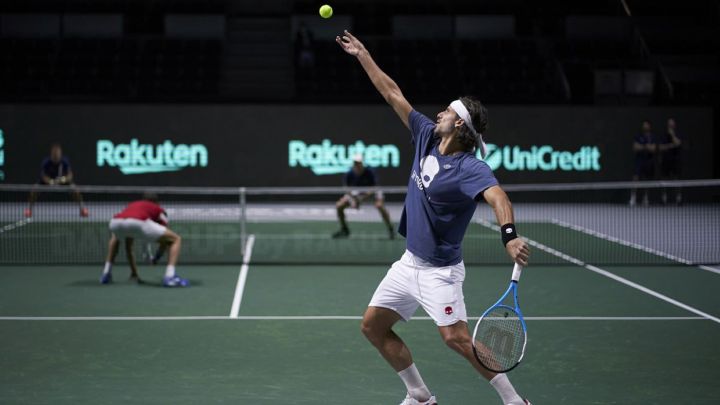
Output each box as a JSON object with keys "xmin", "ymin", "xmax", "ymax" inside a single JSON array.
[{"xmin": 1, "ymin": 180, "xmax": 718, "ymax": 266}]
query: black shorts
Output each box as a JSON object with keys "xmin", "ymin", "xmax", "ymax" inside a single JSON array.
[
  {"xmin": 661, "ymin": 158, "xmax": 681, "ymax": 178},
  {"xmin": 634, "ymin": 160, "xmax": 654, "ymax": 179}
]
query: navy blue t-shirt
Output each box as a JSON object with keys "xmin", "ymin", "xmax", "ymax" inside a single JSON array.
[
  {"xmin": 344, "ymin": 167, "xmax": 377, "ymax": 187},
  {"xmin": 634, "ymin": 132, "xmax": 656, "ymax": 164},
  {"xmin": 658, "ymin": 131, "xmax": 682, "ymax": 163},
  {"xmin": 399, "ymin": 110, "xmax": 499, "ymax": 266},
  {"xmin": 40, "ymin": 157, "xmax": 71, "ymax": 182}
]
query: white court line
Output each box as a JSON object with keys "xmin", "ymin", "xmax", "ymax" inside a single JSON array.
[
  {"xmin": 476, "ymin": 219, "xmax": 720, "ymax": 325},
  {"xmin": 0, "ymin": 315, "xmax": 706, "ymax": 321},
  {"xmin": 0, "ymin": 218, "xmax": 32, "ymax": 234},
  {"xmin": 551, "ymin": 218, "xmax": 693, "ymax": 264},
  {"xmin": 550, "ymin": 219, "xmax": 720, "ymax": 276},
  {"xmin": 552, "ymin": 219, "xmax": 720, "ymax": 276},
  {"xmin": 229, "ymin": 234, "xmax": 255, "ymax": 318},
  {"xmin": 251, "ymin": 233, "xmax": 495, "ymax": 240},
  {"xmin": 583, "ymin": 265, "xmax": 720, "ymax": 323},
  {"xmin": 698, "ymin": 265, "xmax": 720, "ymax": 275}
]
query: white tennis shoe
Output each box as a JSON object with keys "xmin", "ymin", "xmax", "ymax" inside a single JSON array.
[{"xmin": 399, "ymin": 393, "xmax": 437, "ymax": 405}]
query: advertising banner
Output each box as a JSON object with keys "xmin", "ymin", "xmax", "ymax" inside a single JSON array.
[{"xmin": 0, "ymin": 104, "xmax": 712, "ymax": 186}]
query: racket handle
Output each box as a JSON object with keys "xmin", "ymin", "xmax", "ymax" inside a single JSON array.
[{"xmin": 511, "ymin": 263, "xmax": 523, "ymax": 282}]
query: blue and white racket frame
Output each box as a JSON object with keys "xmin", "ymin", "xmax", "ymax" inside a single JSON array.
[{"xmin": 471, "ymin": 263, "xmax": 528, "ymax": 373}]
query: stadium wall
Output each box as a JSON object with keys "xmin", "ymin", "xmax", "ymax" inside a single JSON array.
[{"xmin": 0, "ymin": 104, "xmax": 713, "ymax": 186}]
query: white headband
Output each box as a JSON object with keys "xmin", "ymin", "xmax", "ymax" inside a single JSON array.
[{"xmin": 450, "ymin": 99, "xmax": 487, "ymax": 158}]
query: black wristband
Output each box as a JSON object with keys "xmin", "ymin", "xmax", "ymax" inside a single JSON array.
[{"xmin": 501, "ymin": 223, "xmax": 518, "ymax": 246}]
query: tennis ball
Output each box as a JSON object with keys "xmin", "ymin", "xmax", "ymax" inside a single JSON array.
[{"xmin": 319, "ymin": 4, "xmax": 333, "ymax": 19}]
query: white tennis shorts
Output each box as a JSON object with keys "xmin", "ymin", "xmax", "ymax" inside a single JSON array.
[
  {"xmin": 369, "ymin": 250, "xmax": 467, "ymax": 326},
  {"xmin": 342, "ymin": 191, "xmax": 384, "ymax": 208},
  {"xmin": 109, "ymin": 218, "xmax": 166, "ymax": 241}
]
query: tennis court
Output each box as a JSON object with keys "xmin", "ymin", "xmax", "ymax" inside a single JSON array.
[{"xmin": 1, "ymin": 183, "xmax": 719, "ymax": 404}]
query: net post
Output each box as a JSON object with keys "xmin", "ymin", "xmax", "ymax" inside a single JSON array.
[{"xmin": 239, "ymin": 187, "xmax": 247, "ymax": 257}]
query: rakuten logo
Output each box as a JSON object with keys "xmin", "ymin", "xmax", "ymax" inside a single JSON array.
[
  {"xmin": 288, "ymin": 139, "xmax": 400, "ymax": 175},
  {"xmin": 97, "ymin": 139, "xmax": 209, "ymax": 175}
]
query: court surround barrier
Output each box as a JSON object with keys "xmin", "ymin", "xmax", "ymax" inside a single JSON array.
[{"xmin": 1, "ymin": 179, "xmax": 718, "ymax": 266}]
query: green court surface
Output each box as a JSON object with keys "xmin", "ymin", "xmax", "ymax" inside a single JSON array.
[{"xmin": 1, "ymin": 258, "xmax": 719, "ymax": 404}]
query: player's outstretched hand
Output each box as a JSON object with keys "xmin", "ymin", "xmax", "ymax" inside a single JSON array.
[
  {"xmin": 336, "ymin": 30, "xmax": 366, "ymax": 56},
  {"xmin": 506, "ymin": 238, "xmax": 530, "ymax": 266}
]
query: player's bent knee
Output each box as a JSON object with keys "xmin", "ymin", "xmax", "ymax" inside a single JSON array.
[
  {"xmin": 157, "ymin": 233, "xmax": 181, "ymax": 248},
  {"xmin": 360, "ymin": 314, "xmax": 381, "ymax": 340},
  {"xmin": 440, "ymin": 327, "xmax": 471, "ymax": 351},
  {"xmin": 361, "ymin": 307, "xmax": 399, "ymax": 344},
  {"xmin": 360, "ymin": 321, "xmax": 387, "ymax": 347},
  {"xmin": 360, "ymin": 317, "xmax": 377, "ymax": 338},
  {"xmin": 360, "ymin": 320, "xmax": 371, "ymax": 337}
]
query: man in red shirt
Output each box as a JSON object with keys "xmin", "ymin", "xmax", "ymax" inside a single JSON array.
[{"xmin": 100, "ymin": 192, "xmax": 188, "ymax": 287}]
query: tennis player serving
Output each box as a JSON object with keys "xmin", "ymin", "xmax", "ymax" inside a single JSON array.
[{"xmin": 337, "ymin": 31, "xmax": 531, "ymax": 405}]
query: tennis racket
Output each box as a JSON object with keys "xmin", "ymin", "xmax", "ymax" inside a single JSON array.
[{"xmin": 472, "ymin": 263, "xmax": 527, "ymax": 373}]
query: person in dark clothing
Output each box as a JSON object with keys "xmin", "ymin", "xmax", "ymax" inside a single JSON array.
[
  {"xmin": 629, "ymin": 121, "xmax": 657, "ymax": 206},
  {"xmin": 659, "ymin": 118, "xmax": 683, "ymax": 205},
  {"xmin": 25, "ymin": 143, "xmax": 88, "ymax": 217},
  {"xmin": 332, "ymin": 154, "xmax": 394, "ymax": 239}
]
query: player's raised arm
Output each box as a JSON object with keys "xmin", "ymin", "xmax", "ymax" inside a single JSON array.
[
  {"xmin": 336, "ymin": 30, "xmax": 412, "ymax": 129},
  {"xmin": 482, "ymin": 185, "xmax": 530, "ymax": 266}
]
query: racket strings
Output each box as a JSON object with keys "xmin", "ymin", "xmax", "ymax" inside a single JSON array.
[{"xmin": 474, "ymin": 307, "xmax": 525, "ymax": 371}]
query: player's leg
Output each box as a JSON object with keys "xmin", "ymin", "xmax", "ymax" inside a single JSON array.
[
  {"xmin": 630, "ymin": 158, "xmax": 655, "ymax": 206},
  {"xmin": 105, "ymin": 234, "xmax": 120, "ymax": 263},
  {"xmin": 361, "ymin": 307, "xmax": 410, "ymax": 369},
  {"xmin": 123, "ymin": 237, "xmax": 141, "ymax": 280},
  {"xmin": 438, "ymin": 323, "xmax": 527, "ymax": 404},
  {"xmin": 333, "ymin": 195, "xmax": 351, "ymax": 238},
  {"xmin": 156, "ymin": 229, "xmax": 189, "ymax": 287},
  {"xmin": 374, "ymin": 193, "xmax": 394, "ymax": 239},
  {"xmin": 640, "ymin": 173, "xmax": 650, "ymax": 206},
  {"xmin": 660, "ymin": 159, "xmax": 671, "ymax": 204},
  {"xmin": 102, "ymin": 219, "xmax": 126, "ymax": 284},
  {"xmin": 362, "ymin": 307, "xmax": 434, "ymax": 403},
  {"xmin": 68, "ymin": 184, "xmax": 88, "ymax": 217},
  {"xmin": 417, "ymin": 261, "xmax": 528, "ymax": 405},
  {"xmin": 100, "ymin": 233, "xmax": 120, "ymax": 284},
  {"xmin": 157, "ymin": 230, "xmax": 181, "ymax": 266},
  {"xmin": 25, "ymin": 184, "xmax": 40, "ymax": 217},
  {"xmin": 670, "ymin": 162, "xmax": 682, "ymax": 204},
  {"xmin": 629, "ymin": 173, "xmax": 639, "ymax": 206},
  {"xmin": 151, "ymin": 242, "xmax": 168, "ymax": 264},
  {"xmin": 366, "ymin": 253, "xmax": 433, "ymax": 403},
  {"xmin": 439, "ymin": 322, "xmax": 495, "ymax": 378}
]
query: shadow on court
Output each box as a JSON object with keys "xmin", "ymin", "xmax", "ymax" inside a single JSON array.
[{"xmin": 66, "ymin": 279, "xmax": 204, "ymax": 288}]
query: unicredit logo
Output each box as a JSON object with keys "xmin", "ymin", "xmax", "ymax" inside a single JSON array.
[
  {"xmin": 478, "ymin": 144, "xmax": 601, "ymax": 172},
  {"xmin": 97, "ymin": 139, "xmax": 209, "ymax": 175}
]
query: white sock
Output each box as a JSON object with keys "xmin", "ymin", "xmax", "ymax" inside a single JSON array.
[
  {"xmin": 398, "ymin": 363, "xmax": 432, "ymax": 402},
  {"xmin": 489, "ymin": 374, "xmax": 524, "ymax": 405},
  {"xmin": 102, "ymin": 262, "xmax": 112, "ymax": 275},
  {"xmin": 165, "ymin": 265, "xmax": 176, "ymax": 278}
]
